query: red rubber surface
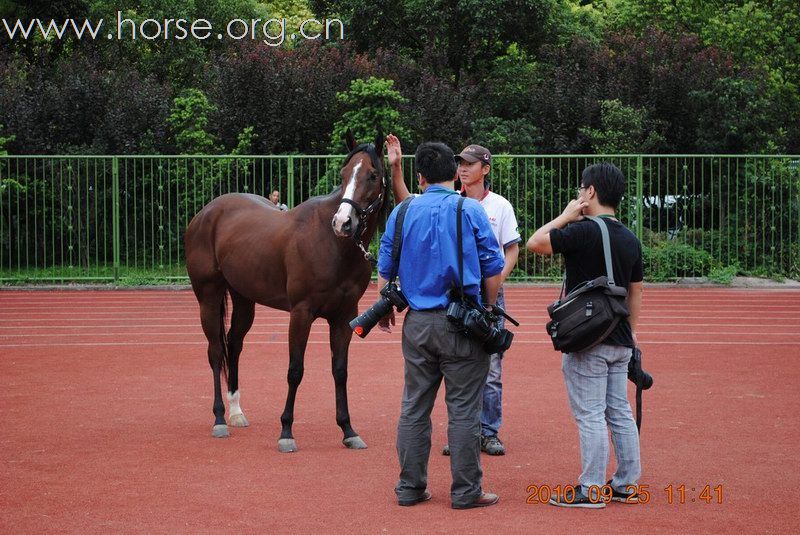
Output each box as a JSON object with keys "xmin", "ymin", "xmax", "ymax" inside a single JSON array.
[{"xmin": 1, "ymin": 287, "xmax": 798, "ymax": 533}]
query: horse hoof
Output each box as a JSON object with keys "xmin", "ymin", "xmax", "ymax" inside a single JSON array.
[
  {"xmin": 342, "ymin": 436, "xmax": 367, "ymax": 449},
  {"xmin": 212, "ymin": 424, "xmax": 230, "ymax": 438},
  {"xmin": 229, "ymin": 413, "xmax": 249, "ymax": 427},
  {"xmin": 277, "ymin": 438, "xmax": 298, "ymax": 453}
]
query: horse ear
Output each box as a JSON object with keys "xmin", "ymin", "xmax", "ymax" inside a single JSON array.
[
  {"xmin": 374, "ymin": 129, "xmax": 385, "ymax": 156},
  {"xmin": 344, "ymin": 130, "xmax": 357, "ymax": 152}
]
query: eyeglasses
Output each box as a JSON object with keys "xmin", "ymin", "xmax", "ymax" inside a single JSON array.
[{"xmin": 576, "ymin": 185, "xmax": 587, "ymax": 196}]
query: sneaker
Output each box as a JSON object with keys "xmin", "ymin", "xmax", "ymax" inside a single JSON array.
[
  {"xmin": 607, "ymin": 480, "xmax": 638, "ymax": 503},
  {"xmin": 548, "ymin": 485, "xmax": 606, "ymax": 509},
  {"xmin": 442, "ymin": 444, "xmax": 450, "ymax": 456},
  {"xmin": 481, "ymin": 435, "xmax": 506, "ymax": 456}
]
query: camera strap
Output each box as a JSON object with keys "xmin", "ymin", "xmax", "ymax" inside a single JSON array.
[
  {"xmin": 456, "ymin": 196, "xmax": 466, "ymax": 304},
  {"xmin": 635, "ymin": 378, "xmax": 643, "ymax": 433},
  {"xmin": 631, "ymin": 347, "xmax": 644, "ymax": 433},
  {"xmin": 389, "ymin": 196, "xmax": 414, "ymax": 282}
]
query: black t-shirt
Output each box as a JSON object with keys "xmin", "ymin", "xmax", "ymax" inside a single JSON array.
[{"xmin": 549, "ymin": 217, "xmax": 643, "ymax": 347}]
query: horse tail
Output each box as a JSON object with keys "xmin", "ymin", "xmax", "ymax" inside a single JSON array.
[{"xmin": 218, "ymin": 288, "xmax": 229, "ymax": 385}]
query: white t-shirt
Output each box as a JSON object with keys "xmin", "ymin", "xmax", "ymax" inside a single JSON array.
[
  {"xmin": 479, "ymin": 191, "xmax": 521, "ymax": 249},
  {"xmin": 408, "ymin": 189, "xmax": 521, "ymax": 249}
]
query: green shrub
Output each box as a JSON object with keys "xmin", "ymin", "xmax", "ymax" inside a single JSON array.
[
  {"xmin": 643, "ymin": 241, "xmax": 715, "ymax": 281},
  {"xmin": 707, "ymin": 264, "xmax": 739, "ymax": 284}
]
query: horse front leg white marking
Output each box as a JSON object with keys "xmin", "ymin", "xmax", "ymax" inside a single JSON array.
[
  {"xmin": 227, "ymin": 390, "xmax": 249, "ymax": 427},
  {"xmin": 228, "ymin": 390, "xmax": 243, "ymax": 416}
]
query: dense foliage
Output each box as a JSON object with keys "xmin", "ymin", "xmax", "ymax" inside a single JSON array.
[{"xmin": 1, "ymin": 0, "xmax": 798, "ymax": 280}]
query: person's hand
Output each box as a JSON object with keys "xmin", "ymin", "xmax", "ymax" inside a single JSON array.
[
  {"xmin": 378, "ymin": 310, "xmax": 396, "ymax": 333},
  {"xmin": 560, "ymin": 199, "xmax": 589, "ymax": 223},
  {"xmin": 386, "ymin": 134, "xmax": 402, "ymax": 168}
]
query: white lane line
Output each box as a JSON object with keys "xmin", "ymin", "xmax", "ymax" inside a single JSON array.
[
  {"xmin": 2, "ymin": 321, "xmax": 798, "ymax": 330},
  {"xmin": 1, "ymin": 340, "xmax": 799, "ymax": 348},
  {"xmin": 4, "ymin": 329, "xmax": 800, "ymax": 339}
]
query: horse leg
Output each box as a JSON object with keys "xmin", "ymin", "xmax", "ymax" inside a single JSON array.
[
  {"xmin": 278, "ymin": 306, "xmax": 314, "ymax": 453},
  {"xmin": 197, "ymin": 284, "xmax": 230, "ymax": 438},
  {"xmin": 328, "ymin": 315, "xmax": 367, "ymax": 449},
  {"xmin": 226, "ymin": 289, "xmax": 255, "ymax": 428}
]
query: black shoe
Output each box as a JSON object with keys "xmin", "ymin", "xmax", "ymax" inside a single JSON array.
[
  {"xmin": 480, "ymin": 435, "xmax": 505, "ymax": 455},
  {"xmin": 548, "ymin": 485, "xmax": 606, "ymax": 509},
  {"xmin": 398, "ymin": 489, "xmax": 432, "ymax": 506},
  {"xmin": 607, "ymin": 480, "xmax": 638, "ymax": 503},
  {"xmin": 442, "ymin": 444, "xmax": 450, "ymax": 456}
]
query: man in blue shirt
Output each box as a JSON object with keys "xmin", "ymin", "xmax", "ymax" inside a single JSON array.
[{"xmin": 376, "ymin": 142, "xmax": 505, "ymax": 509}]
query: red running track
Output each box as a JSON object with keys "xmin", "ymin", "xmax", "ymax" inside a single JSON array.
[{"xmin": 1, "ymin": 286, "xmax": 799, "ymax": 534}]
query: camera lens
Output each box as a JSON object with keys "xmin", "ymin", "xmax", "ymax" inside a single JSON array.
[{"xmin": 350, "ymin": 296, "xmax": 395, "ymax": 338}]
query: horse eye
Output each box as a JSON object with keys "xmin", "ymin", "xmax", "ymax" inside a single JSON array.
[{"xmin": 368, "ymin": 173, "xmax": 378, "ymax": 182}]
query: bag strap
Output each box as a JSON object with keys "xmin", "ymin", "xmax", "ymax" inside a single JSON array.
[
  {"xmin": 456, "ymin": 196, "xmax": 465, "ymax": 304},
  {"xmin": 389, "ymin": 196, "xmax": 414, "ymax": 282},
  {"xmin": 585, "ymin": 215, "xmax": 615, "ymax": 286}
]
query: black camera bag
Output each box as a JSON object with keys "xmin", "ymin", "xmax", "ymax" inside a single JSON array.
[{"xmin": 546, "ymin": 216, "xmax": 630, "ymax": 353}]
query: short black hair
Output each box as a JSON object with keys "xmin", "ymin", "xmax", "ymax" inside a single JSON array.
[
  {"xmin": 415, "ymin": 142, "xmax": 457, "ymax": 184},
  {"xmin": 581, "ymin": 162, "xmax": 626, "ymax": 209}
]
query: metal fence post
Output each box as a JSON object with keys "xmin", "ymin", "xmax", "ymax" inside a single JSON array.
[
  {"xmin": 287, "ymin": 156, "xmax": 295, "ymax": 208},
  {"xmin": 112, "ymin": 156, "xmax": 120, "ymax": 282},
  {"xmin": 636, "ymin": 155, "xmax": 644, "ymax": 240}
]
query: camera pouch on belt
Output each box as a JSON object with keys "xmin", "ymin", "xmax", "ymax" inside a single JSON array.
[
  {"xmin": 546, "ymin": 216, "xmax": 629, "ymax": 353},
  {"xmin": 448, "ymin": 197, "xmax": 515, "ymax": 355}
]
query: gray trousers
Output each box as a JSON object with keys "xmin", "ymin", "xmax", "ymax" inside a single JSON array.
[
  {"xmin": 562, "ymin": 344, "xmax": 642, "ymax": 494},
  {"xmin": 395, "ymin": 310, "xmax": 490, "ymax": 507}
]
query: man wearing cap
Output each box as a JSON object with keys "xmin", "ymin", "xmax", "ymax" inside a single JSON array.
[{"xmin": 386, "ymin": 134, "xmax": 521, "ymax": 456}]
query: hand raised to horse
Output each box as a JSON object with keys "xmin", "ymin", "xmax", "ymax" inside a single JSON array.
[{"xmin": 386, "ymin": 133, "xmax": 402, "ymax": 169}]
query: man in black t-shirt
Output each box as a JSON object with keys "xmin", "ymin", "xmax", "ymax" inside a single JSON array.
[{"xmin": 527, "ymin": 162, "xmax": 643, "ymax": 509}]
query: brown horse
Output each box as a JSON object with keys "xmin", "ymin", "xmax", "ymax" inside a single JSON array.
[{"xmin": 184, "ymin": 133, "xmax": 389, "ymax": 452}]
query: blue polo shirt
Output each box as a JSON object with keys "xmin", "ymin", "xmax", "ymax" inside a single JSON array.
[{"xmin": 378, "ymin": 185, "xmax": 504, "ymax": 311}]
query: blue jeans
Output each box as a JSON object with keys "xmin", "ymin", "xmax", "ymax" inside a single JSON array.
[
  {"xmin": 480, "ymin": 287, "xmax": 504, "ymax": 437},
  {"xmin": 562, "ymin": 344, "xmax": 641, "ymax": 493}
]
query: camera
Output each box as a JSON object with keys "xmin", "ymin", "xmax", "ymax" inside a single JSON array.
[
  {"xmin": 350, "ymin": 282, "xmax": 409, "ymax": 338},
  {"xmin": 628, "ymin": 347, "xmax": 653, "ymax": 389},
  {"xmin": 446, "ymin": 300, "xmax": 515, "ymax": 354}
]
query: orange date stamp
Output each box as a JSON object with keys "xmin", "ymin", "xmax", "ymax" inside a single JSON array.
[{"xmin": 526, "ymin": 484, "xmax": 724, "ymax": 505}]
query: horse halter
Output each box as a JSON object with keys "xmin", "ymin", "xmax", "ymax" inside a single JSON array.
[{"xmin": 339, "ymin": 144, "xmax": 386, "ymax": 266}]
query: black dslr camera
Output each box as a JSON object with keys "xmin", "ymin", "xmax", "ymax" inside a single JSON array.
[
  {"xmin": 350, "ymin": 282, "xmax": 409, "ymax": 338},
  {"xmin": 628, "ymin": 347, "xmax": 653, "ymax": 389},
  {"xmin": 446, "ymin": 297, "xmax": 517, "ymax": 354}
]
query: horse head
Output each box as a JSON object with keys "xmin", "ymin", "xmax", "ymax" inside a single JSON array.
[{"xmin": 331, "ymin": 131, "xmax": 387, "ymax": 239}]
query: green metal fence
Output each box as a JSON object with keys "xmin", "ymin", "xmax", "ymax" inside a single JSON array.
[{"xmin": 2, "ymin": 154, "xmax": 798, "ymax": 282}]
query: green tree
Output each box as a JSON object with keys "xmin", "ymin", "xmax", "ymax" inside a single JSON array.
[
  {"xmin": 86, "ymin": 0, "xmax": 261, "ymax": 86},
  {"xmin": 309, "ymin": 0, "xmax": 561, "ymax": 83},
  {"xmin": 469, "ymin": 117, "xmax": 542, "ymax": 154},
  {"xmin": 0, "ymin": 124, "xmax": 14, "ymax": 155},
  {"xmin": 167, "ymin": 88, "xmax": 218, "ymax": 154},
  {"xmin": 0, "ymin": 124, "xmax": 23, "ymax": 192},
  {"xmin": 330, "ymin": 77, "xmax": 409, "ymax": 150},
  {"xmin": 581, "ymin": 99, "xmax": 666, "ymax": 153}
]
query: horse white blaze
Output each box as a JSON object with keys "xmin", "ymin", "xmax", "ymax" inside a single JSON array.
[
  {"xmin": 333, "ymin": 161, "xmax": 361, "ymax": 233},
  {"xmin": 228, "ymin": 390, "xmax": 243, "ymax": 416}
]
